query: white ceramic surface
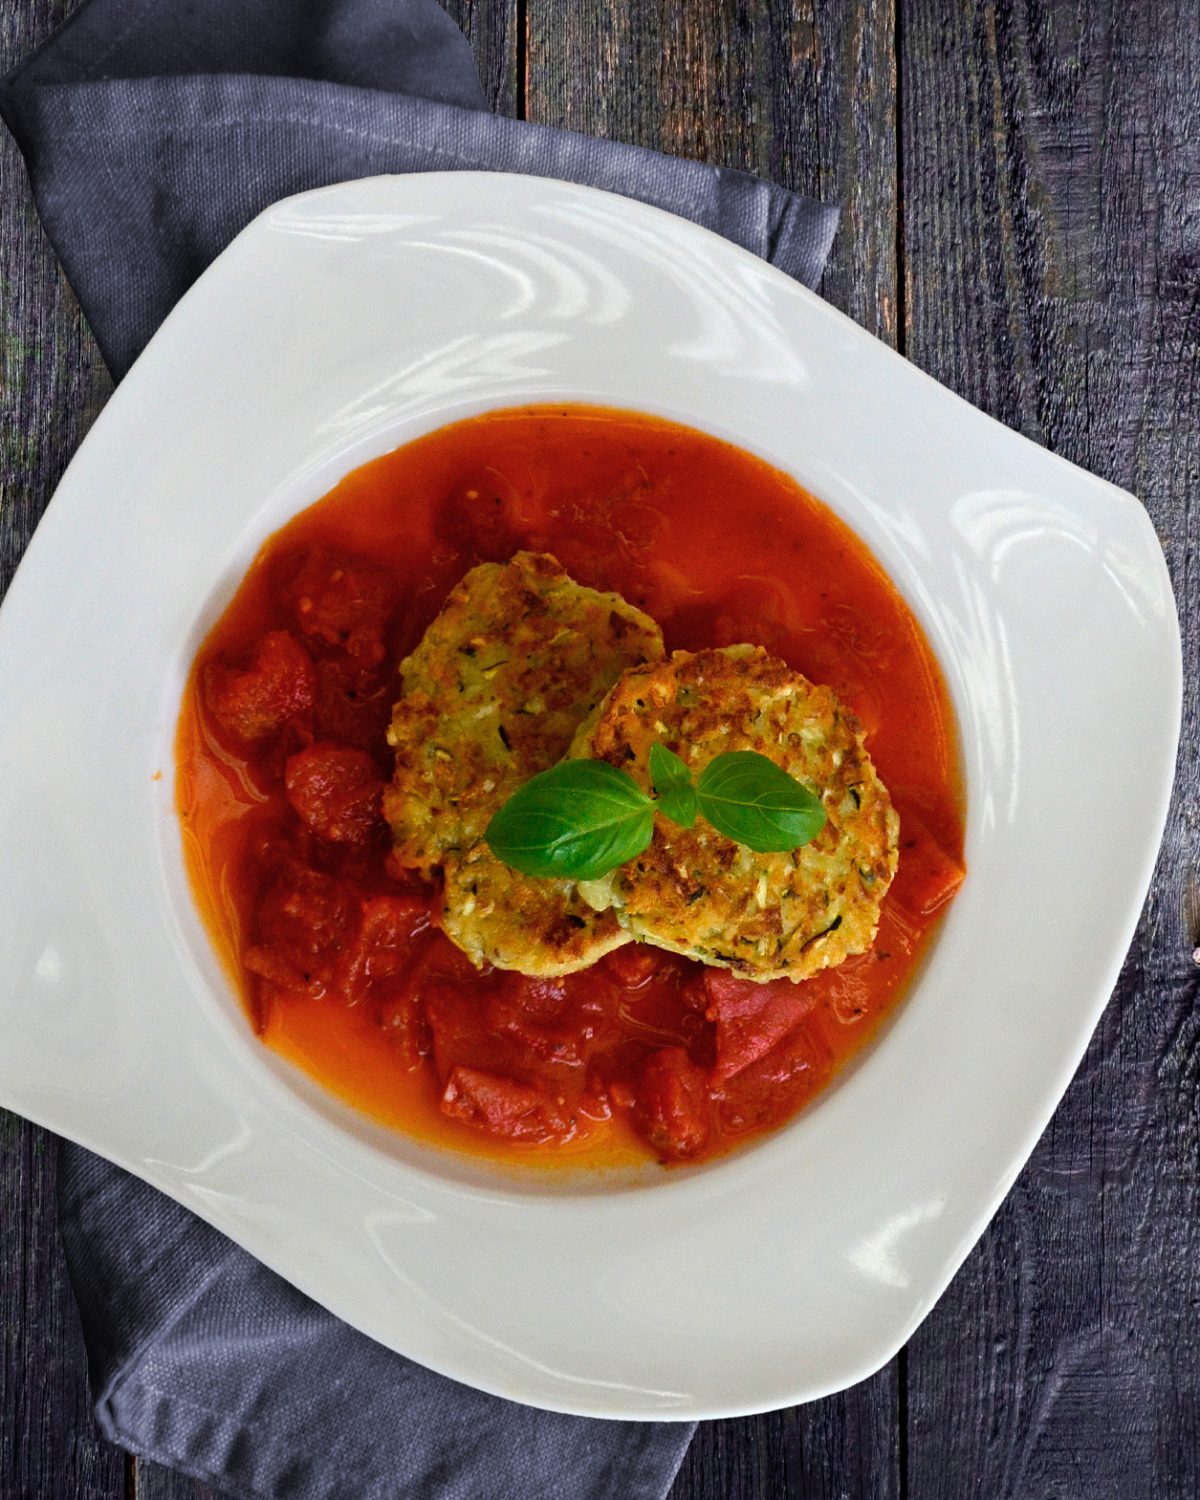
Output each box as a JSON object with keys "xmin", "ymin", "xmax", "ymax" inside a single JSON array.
[{"xmin": 0, "ymin": 174, "xmax": 1180, "ymax": 1420}]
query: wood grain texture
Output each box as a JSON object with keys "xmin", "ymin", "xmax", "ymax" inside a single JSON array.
[
  {"xmin": 441, "ymin": 0, "xmax": 519, "ymax": 114},
  {"xmin": 0, "ymin": 1119, "xmax": 125, "ymax": 1499},
  {"xmin": 900, "ymin": 0, "xmax": 1200, "ymax": 1495},
  {"xmin": 524, "ymin": 0, "xmax": 899, "ymax": 339},
  {"xmin": 1, "ymin": 1, "xmax": 122, "ymax": 1494}
]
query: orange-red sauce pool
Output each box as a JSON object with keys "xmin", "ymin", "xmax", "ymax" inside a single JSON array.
[{"xmin": 176, "ymin": 406, "xmax": 964, "ymax": 1169}]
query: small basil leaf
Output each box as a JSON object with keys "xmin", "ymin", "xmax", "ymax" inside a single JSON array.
[
  {"xmin": 696, "ymin": 750, "xmax": 826, "ymax": 853},
  {"xmin": 656, "ymin": 782, "xmax": 698, "ymax": 829},
  {"xmin": 485, "ymin": 760, "xmax": 655, "ymax": 880},
  {"xmin": 649, "ymin": 742, "xmax": 698, "ymax": 828}
]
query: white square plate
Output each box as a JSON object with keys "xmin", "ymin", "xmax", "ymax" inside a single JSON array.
[{"xmin": 0, "ymin": 174, "xmax": 1180, "ymax": 1419}]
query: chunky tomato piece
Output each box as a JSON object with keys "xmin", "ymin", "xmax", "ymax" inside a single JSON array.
[
  {"xmin": 441, "ymin": 1066, "xmax": 571, "ymax": 1142},
  {"xmin": 338, "ymin": 893, "xmax": 429, "ymax": 992},
  {"xmin": 485, "ymin": 994, "xmax": 589, "ymax": 1066},
  {"xmin": 704, "ymin": 970, "xmax": 818, "ymax": 1086},
  {"xmin": 277, "ymin": 548, "xmax": 396, "ymax": 666},
  {"xmin": 632, "ymin": 1047, "xmax": 711, "ymax": 1162},
  {"xmin": 485, "ymin": 971, "xmax": 618, "ymax": 1070},
  {"xmin": 244, "ymin": 862, "xmax": 359, "ymax": 998},
  {"xmin": 578, "ymin": 1068, "xmax": 614, "ymax": 1122},
  {"xmin": 423, "ymin": 981, "xmax": 498, "ymax": 1080},
  {"xmin": 202, "ymin": 630, "xmax": 314, "ymax": 743},
  {"xmin": 404, "ymin": 928, "xmax": 488, "ymax": 987},
  {"xmin": 284, "ymin": 744, "xmax": 384, "ymax": 843},
  {"xmin": 502, "ymin": 974, "xmax": 568, "ymax": 1020},
  {"xmin": 313, "ymin": 657, "xmax": 395, "ymax": 749},
  {"xmin": 892, "ymin": 805, "xmax": 966, "ymax": 917},
  {"xmin": 716, "ymin": 1026, "xmax": 822, "ymax": 1134},
  {"xmin": 376, "ymin": 978, "xmax": 432, "ymax": 1071}
]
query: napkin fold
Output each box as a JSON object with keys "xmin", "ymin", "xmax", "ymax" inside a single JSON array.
[
  {"xmin": 0, "ymin": 0, "xmax": 837, "ymax": 382},
  {"xmin": 60, "ymin": 1149, "xmax": 688, "ymax": 1500},
  {"xmin": 2, "ymin": 2, "xmax": 838, "ymax": 1495}
]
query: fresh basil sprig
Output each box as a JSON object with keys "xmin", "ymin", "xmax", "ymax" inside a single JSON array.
[
  {"xmin": 482, "ymin": 760, "xmax": 655, "ymax": 880},
  {"xmin": 648, "ymin": 742, "xmax": 697, "ymax": 828},
  {"xmin": 485, "ymin": 744, "xmax": 826, "ymax": 881}
]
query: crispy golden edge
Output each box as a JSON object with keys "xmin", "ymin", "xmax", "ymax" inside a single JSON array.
[{"xmin": 440, "ymin": 843, "xmax": 630, "ymax": 977}]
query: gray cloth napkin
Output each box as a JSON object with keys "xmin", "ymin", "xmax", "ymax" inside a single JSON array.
[
  {"xmin": 0, "ymin": 0, "xmax": 837, "ymax": 381},
  {"xmin": 1, "ymin": 3, "xmax": 838, "ymax": 1496}
]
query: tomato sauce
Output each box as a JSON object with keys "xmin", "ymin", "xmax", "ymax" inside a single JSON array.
[{"xmin": 176, "ymin": 406, "xmax": 965, "ymax": 1169}]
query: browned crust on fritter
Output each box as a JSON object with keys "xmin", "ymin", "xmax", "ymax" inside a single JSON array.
[{"xmin": 440, "ymin": 842, "xmax": 630, "ymax": 976}]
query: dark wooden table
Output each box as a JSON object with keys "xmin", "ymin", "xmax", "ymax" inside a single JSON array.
[{"xmin": 3, "ymin": 1, "xmax": 1198, "ymax": 1495}]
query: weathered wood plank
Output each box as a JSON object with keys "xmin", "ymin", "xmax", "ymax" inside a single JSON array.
[
  {"xmin": 0, "ymin": 1, "xmax": 112, "ymax": 594},
  {"xmin": 1, "ymin": 0, "xmax": 122, "ymax": 1491},
  {"xmin": 523, "ymin": 2, "xmax": 902, "ymax": 1495},
  {"xmin": 441, "ymin": 0, "xmax": 520, "ymax": 115},
  {"xmin": 0, "ymin": 1120, "xmax": 126, "ymax": 1498},
  {"xmin": 671, "ymin": 1394, "xmax": 900, "ymax": 1500},
  {"xmin": 900, "ymin": 0, "xmax": 1200, "ymax": 1494},
  {"xmin": 524, "ymin": 0, "xmax": 899, "ymax": 340}
]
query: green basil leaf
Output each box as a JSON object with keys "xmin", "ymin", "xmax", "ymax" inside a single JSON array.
[
  {"xmin": 648, "ymin": 741, "xmax": 698, "ymax": 828},
  {"xmin": 695, "ymin": 750, "xmax": 826, "ymax": 853},
  {"xmin": 485, "ymin": 760, "xmax": 655, "ymax": 880}
]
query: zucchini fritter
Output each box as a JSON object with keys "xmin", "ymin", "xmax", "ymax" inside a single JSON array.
[
  {"xmin": 570, "ymin": 646, "xmax": 899, "ymax": 982},
  {"xmin": 385, "ymin": 551, "xmax": 663, "ymax": 973}
]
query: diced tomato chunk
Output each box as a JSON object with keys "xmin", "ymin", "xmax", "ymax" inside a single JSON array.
[
  {"xmin": 715, "ymin": 1025, "xmax": 823, "ymax": 1134},
  {"xmin": 423, "ymin": 981, "xmax": 494, "ymax": 1079},
  {"xmin": 406, "ymin": 928, "xmax": 489, "ymax": 987},
  {"xmin": 892, "ymin": 806, "xmax": 966, "ymax": 916},
  {"xmin": 484, "ymin": 993, "xmax": 590, "ymax": 1066},
  {"xmin": 632, "ymin": 1047, "xmax": 711, "ymax": 1162},
  {"xmin": 578, "ymin": 1070, "xmax": 613, "ymax": 1122},
  {"xmin": 376, "ymin": 979, "xmax": 432, "ymax": 1071},
  {"xmin": 501, "ymin": 974, "xmax": 568, "ymax": 1021},
  {"xmin": 339, "ymin": 892, "xmax": 429, "ymax": 992},
  {"xmin": 704, "ymin": 970, "xmax": 818, "ymax": 1085},
  {"xmin": 277, "ymin": 547, "xmax": 396, "ymax": 666},
  {"xmin": 284, "ymin": 743, "xmax": 384, "ymax": 843},
  {"xmin": 202, "ymin": 630, "xmax": 314, "ymax": 743},
  {"xmin": 610, "ymin": 1080, "xmax": 636, "ymax": 1110},
  {"xmin": 362, "ymin": 891, "xmax": 429, "ymax": 958},
  {"xmin": 312, "ymin": 656, "xmax": 395, "ymax": 748},
  {"xmin": 441, "ymin": 1066, "xmax": 571, "ymax": 1142},
  {"xmin": 244, "ymin": 862, "xmax": 359, "ymax": 998}
]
